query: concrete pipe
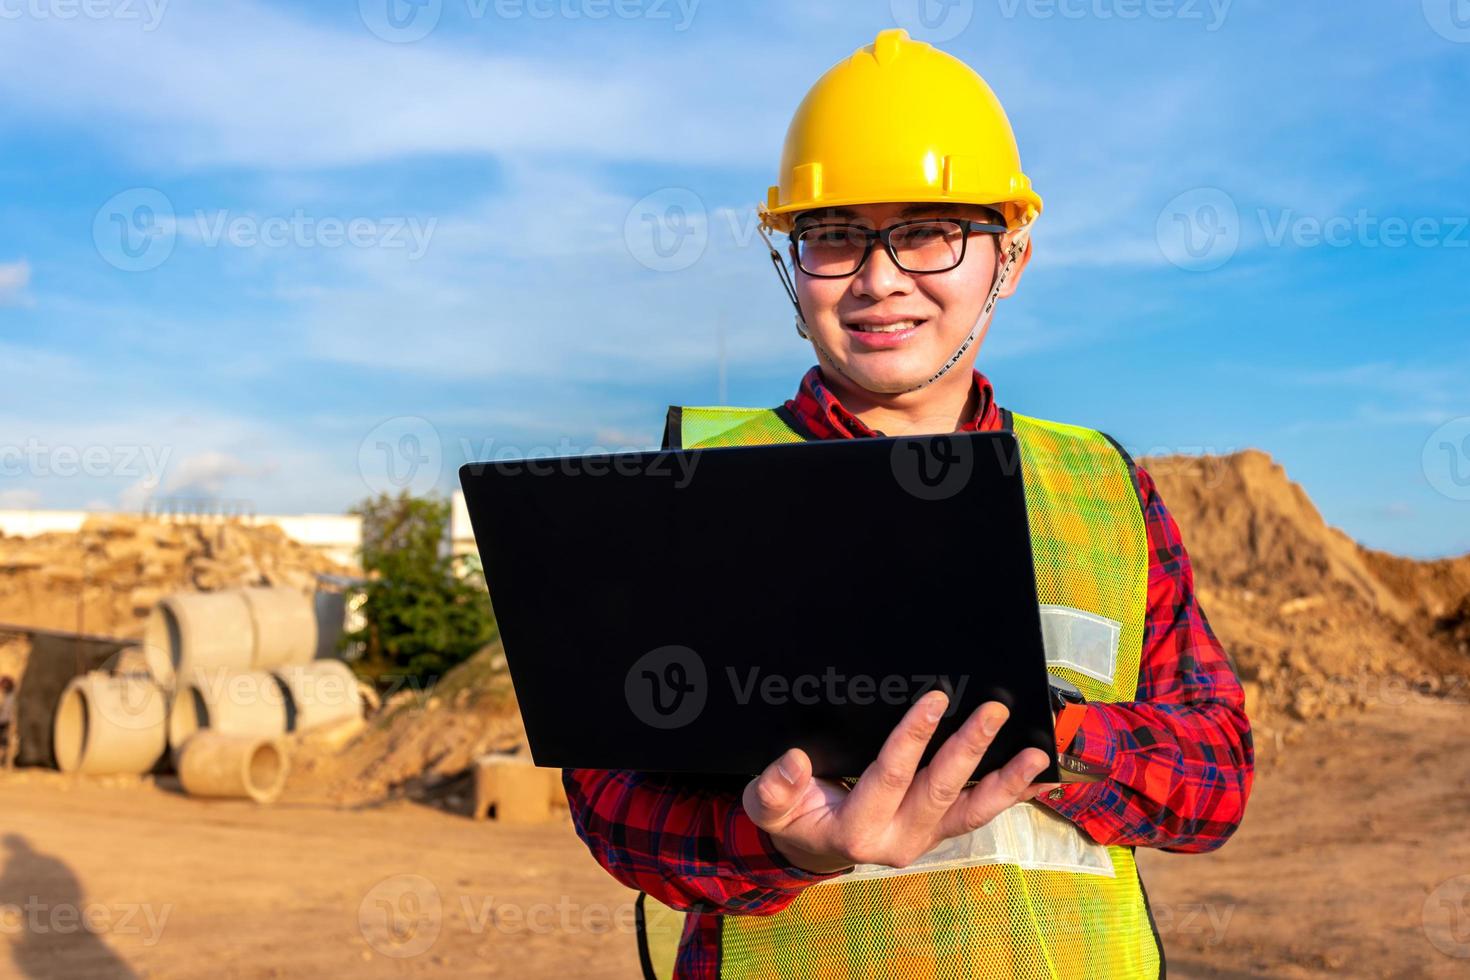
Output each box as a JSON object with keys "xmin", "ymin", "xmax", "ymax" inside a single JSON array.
[
  {"xmin": 471, "ymin": 754, "xmax": 553, "ymax": 824},
  {"xmin": 168, "ymin": 669, "xmax": 287, "ymax": 753},
  {"xmin": 242, "ymin": 587, "xmax": 317, "ymax": 671},
  {"xmin": 270, "ymin": 660, "xmax": 361, "ymax": 733},
  {"xmin": 53, "ymin": 672, "xmax": 168, "ymax": 775},
  {"xmin": 143, "ymin": 591, "xmax": 255, "ymax": 689},
  {"xmin": 175, "ymin": 732, "xmax": 289, "ymax": 804}
]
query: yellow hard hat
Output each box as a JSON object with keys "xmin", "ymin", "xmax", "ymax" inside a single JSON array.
[{"xmin": 760, "ymin": 29, "xmax": 1042, "ymax": 234}]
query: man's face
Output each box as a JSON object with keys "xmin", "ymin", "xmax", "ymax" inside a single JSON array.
[{"xmin": 790, "ymin": 202, "xmax": 1027, "ymax": 395}]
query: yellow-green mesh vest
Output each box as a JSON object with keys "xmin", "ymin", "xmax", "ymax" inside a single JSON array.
[{"xmin": 638, "ymin": 405, "xmax": 1162, "ymax": 980}]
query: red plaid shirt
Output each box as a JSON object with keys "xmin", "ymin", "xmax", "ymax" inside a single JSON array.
[{"xmin": 565, "ymin": 367, "xmax": 1254, "ymax": 979}]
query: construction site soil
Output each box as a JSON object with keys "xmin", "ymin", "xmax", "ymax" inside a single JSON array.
[{"xmin": 3, "ymin": 450, "xmax": 1468, "ymax": 978}]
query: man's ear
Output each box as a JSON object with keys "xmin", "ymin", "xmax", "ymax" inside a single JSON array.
[{"xmin": 996, "ymin": 234, "xmax": 1032, "ymax": 300}]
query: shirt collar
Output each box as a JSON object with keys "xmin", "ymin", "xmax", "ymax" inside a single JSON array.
[{"xmin": 784, "ymin": 366, "xmax": 1002, "ymax": 439}]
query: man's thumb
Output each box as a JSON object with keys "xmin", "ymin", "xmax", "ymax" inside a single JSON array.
[{"xmin": 743, "ymin": 748, "xmax": 812, "ymax": 829}]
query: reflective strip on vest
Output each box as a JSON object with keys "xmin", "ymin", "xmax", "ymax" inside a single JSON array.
[
  {"xmin": 638, "ymin": 406, "xmax": 1159, "ymax": 980},
  {"xmin": 1040, "ymin": 604, "xmax": 1121, "ymax": 685}
]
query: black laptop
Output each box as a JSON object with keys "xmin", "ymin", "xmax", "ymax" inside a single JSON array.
[{"xmin": 458, "ymin": 430, "xmax": 1059, "ymax": 783}]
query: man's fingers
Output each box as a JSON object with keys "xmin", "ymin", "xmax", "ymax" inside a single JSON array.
[
  {"xmin": 936, "ymin": 747, "xmax": 1050, "ymax": 840},
  {"xmin": 897, "ymin": 701, "xmax": 1008, "ymax": 827},
  {"xmin": 742, "ymin": 748, "xmax": 813, "ymax": 831},
  {"xmin": 845, "ymin": 691, "xmax": 948, "ymax": 821}
]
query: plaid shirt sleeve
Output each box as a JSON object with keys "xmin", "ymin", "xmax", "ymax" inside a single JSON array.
[
  {"xmin": 561, "ymin": 768, "xmax": 842, "ymax": 915},
  {"xmin": 1035, "ymin": 463, "xmax": 1255, "ymax": 853}
]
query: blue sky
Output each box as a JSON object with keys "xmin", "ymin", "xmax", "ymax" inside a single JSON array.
[{"xmin": 1, "ymin": 0, "xmax": 1467, "ymax": 557}]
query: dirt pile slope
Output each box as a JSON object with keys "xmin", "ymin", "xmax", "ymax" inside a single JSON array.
[
  {"xmin": 0, "ymin": 515, "xmax": 352, "ymax": 638},
  {"xmin": 1142, "ymin": 451, "xmax": 1470, "ymax": 733},
  {"xmin": 287, "ymin": 643, "xmax": 525, "ymax": 807}
]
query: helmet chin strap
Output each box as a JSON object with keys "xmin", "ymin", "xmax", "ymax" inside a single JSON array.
[{"xmin": 758, "ymin": 224, "xmax": 1031, "ymax": 395}]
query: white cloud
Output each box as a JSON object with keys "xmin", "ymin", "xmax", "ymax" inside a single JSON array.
[
  {"xmin": 0, "ymin": 489, "xmax": 42, "ymax": 509},
  {"xmin": 0, "ymin": 1, "xmax": 774, "ymax": 172},
  {"xmin": 0, "ymin": 260, "xmax": 31, "ymax": 304}
]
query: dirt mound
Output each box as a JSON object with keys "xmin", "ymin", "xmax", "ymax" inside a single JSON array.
[
  {"xmin": 1142, "ymin": 451, "xmax": 1469, "ymax": 738},
  {"xmin": 287, "ymin": 643, "xmax": 524, "ymax": 807},
  {"xmin": 0, "ymin": 515, "xmax": 353, "ymax": 639}
]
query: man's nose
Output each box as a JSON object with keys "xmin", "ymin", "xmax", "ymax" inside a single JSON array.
[{"xmin": 851, "ymin": 242, "xmax": 915, "ymax": 301}]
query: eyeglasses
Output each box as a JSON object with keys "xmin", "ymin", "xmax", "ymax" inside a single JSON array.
[{"xmin": 792, "ymin": 217, "xmax": 1008, "ymax": 278}]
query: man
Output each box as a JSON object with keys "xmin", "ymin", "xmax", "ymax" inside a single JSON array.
[{"xmin": 566, "ymin": 29, "xmax": 1252, "ymax": 979}]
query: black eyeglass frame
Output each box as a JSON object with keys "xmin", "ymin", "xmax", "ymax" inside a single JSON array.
[{"xmin": 791, "ymin": 217, "xmax": 1010, "ymax": 278}]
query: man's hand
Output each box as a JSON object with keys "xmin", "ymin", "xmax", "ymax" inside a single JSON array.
[{"xmin": 741, "ymin": 691, "xmax": 1061, "ymax": 874}]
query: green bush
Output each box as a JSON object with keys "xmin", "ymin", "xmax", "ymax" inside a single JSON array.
[{"xmin": 348, "ymin": 491, "xmax": 497, "ymax": 690}]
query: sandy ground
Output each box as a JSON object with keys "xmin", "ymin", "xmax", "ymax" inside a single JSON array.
[{"xmin": 3, "ymin": 695, "xmax": 1468, "ymax": 979}]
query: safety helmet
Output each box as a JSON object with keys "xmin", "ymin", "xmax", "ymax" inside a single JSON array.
[{"xmin": 759, "ymin": 29, "xmax": 1042, "ymax": 234}]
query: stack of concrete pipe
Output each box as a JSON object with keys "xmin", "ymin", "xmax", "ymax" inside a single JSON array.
[
  {"xmin": 52, "ymin": 587, "xmax": 365, "ymax": 803},
  {"xmin": 143, "ymin": 586, "xmax": 318, "ymax": 689}
]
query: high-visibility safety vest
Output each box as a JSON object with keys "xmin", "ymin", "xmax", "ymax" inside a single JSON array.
[{"xmin": 636, "ymin": 404, "xmax": 1165, "ymax": 980}]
